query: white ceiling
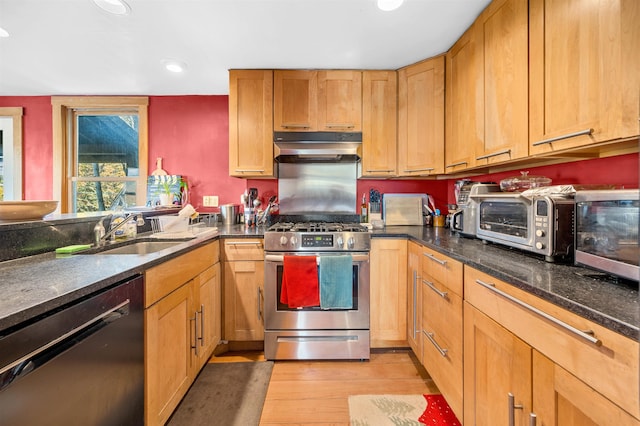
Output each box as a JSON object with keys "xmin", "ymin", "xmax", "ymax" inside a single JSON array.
[{"xmin": 0, "ymin": 0, "xmax": 491, "ymax": 96}]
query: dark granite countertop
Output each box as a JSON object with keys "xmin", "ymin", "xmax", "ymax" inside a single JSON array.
[{"xmin": 1, "ymin": 222, "xmax": 637, "ymax": 341}]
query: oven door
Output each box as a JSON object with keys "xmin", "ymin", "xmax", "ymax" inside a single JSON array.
[
  {"xmin": 264, "ymin": 252, "xmax": 370, "ymax": 331},
  {"xmin": 475, "ymin": 197, "xmax": 534, "ymax": 249}
]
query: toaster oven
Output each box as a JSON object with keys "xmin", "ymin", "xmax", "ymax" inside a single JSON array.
[
  {"xmin": 472, "ymin": 193, "xmax": 575, "ymax": 262},
  {"xmin": 574, "ymin": 189, "xmax": 639, "ymax": 281}
]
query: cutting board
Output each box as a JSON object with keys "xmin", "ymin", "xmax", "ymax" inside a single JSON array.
[{"xmin": 383, "ymin": 195, "xmax": 425, "ymax": 226}]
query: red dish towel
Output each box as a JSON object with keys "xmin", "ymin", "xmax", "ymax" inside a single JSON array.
[
  {"xmin": 280, "ymin": 255, "xmax": 320, "ymax": 308},
  {"xmin": 418, "ymin": 394, "xmax": 461, "ymax": 426}
]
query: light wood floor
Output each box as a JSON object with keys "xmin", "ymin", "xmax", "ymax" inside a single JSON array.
[{"xmin": 211, "ymin": 349, "xmax": 439, "ymax": 425}]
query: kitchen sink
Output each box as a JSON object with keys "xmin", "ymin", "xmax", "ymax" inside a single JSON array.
[{"xmin": 79, "ymin": 240, "xmax": 187, "ymax": 255}]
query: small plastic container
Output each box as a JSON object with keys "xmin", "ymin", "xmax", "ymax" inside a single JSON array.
[{"xmin": 499, "ymin": 171, "xmax": 552, "ymax": 192}]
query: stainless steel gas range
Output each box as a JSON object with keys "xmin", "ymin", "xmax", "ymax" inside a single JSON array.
[{"xmin": 263, "ymin": 221, "xmax": 371, "ymax": 360}]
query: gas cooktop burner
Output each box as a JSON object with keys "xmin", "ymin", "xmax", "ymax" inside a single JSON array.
[{"xmin": 267, "ymin": 222, "xmax": 369, "ymax": 233}]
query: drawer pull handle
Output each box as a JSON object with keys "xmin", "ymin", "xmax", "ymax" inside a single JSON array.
[
  {"xmin": 508, "ymin": 393, "xmax": 524, "ymax": 426},
  {"xmin": 281, "ymin": 124, "xmax": 311, "ymax": 129},
  {"xmin": 423, "ymin": 252, "xmax": 447, "ymax": 266},
  {"xmin": 324, "ymin": 123, "xmax": 355, "ymax": 129},
  {"xmin": 365, "ymin": 169, "xmax": 395, "ymax": 173},
  {"xmin": 530, "ymin": 413, "xmax": 537, "ymax": 426},
  {"xmin": 422, "ymin": 330, "xmax": 448, "ymax": 357},
  {"xmin": 476, "ymin": 149, "xmax": 511, "ymax": 161},
  {"xmin": 233, "ymin": 169, "xmax": 265, "ymax": 173},
  {"xmin": 532, "ymin": 128, "xmax": 593, "ymax": 146},
  {"xmin": 445, "ymin": 161, "xmax": 468, "ymax": 169},
  {"xmin": 475, "ymin": 279, "xmax": 602, "ymax": 346},
  {"xmin": 403, "ymin": 167, "xmax": 435, "ymax": 173},
  {"xmin": 226, "ymin": 241, "xmax": 263, "ymax": 246},
  {"xmin": 423, "ymin": 278, "xmax": 448, "ymax": 299}
]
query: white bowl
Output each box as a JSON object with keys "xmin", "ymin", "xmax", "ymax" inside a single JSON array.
[{"xmin": 0, "ymin": 200, "xmax": 59, "ymax": 221}]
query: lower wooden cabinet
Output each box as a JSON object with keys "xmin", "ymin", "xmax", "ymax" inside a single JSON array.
[
  {"xmin": 223, "ymin": 239, "xmax": 265, "ymax": 341},
  {"xmin": 144, "ymin": 242, "xmax": 221, "ymax": 426},
  {"xmin": 370, "ymin": 238, "xmax": 407, "ymax": 347},
  {"xmin": 419, "ymin": 246, "xmax": 464, "ymax": 421},
  {"xmin": 406, "ymin": 241, "xmax": 422, "ymax": 354},
  {"xmin": 464, "ymin": 265, "xmax": 640, "ymax": 425}
]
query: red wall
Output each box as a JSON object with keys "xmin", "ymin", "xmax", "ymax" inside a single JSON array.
[
  {"xmin": 1, "ymin": 95, "xmax": 638, "ymax": 215},
  {"xmin": 0, "ymin": 97, "xmax": 52, "ymax": 200}
]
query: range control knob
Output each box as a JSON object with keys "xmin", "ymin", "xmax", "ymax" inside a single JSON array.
[
  {"xmin": 535, "ymin": 241, "xmax": 545, "ymax": 250},
  {"xmin": 347, "ymin": 237, "xmax": 355, "ymax": 249},
  {"xmin": 336, "ymin": 235, "xmax": 344, "ymax": 248},
  {"xmin": 290, "ymin": 236, "xmax": 298, "ymax": 247},
  {"xmin": 535, "ymin": 229, "xmax": 545, "ymax": 237},
  {"xmin": 279, "ymin": 235, "xmax": 288, "ymax": 246}
]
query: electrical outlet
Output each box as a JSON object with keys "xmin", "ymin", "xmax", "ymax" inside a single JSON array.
[{"xmin": 203, "ymin": 195, "xmax": 219, "ymax": 207}]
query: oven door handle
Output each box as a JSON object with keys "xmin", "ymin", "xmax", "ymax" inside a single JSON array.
[{"xmin": 265, "ymin": 254, "xmax": 369, "ymax": 263}]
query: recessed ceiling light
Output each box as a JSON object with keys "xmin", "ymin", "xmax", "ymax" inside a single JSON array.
[
  {"xmin": 377, "ymin": 0, "xmax": 404, "ymax": 11},
  {"xmin": 0, "ymin": 27, "xmax": 9, "ymax": 38},
  {"xmin": 92, "ymin": 0, "xmax": 131, "ymax": 16},
  {"xmin": 162, "ymin": 59, "xmax": 187, "ymax": 73}
]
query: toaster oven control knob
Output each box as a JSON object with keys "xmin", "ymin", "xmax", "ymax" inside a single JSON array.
[
  {"xmin": 535, "ymin": 241, "xmax": 545, "ymax": 250},
  {"xmin": 290, "ymin": 236, "xmax": 298, "ymax": 246},
  {"xmin": 279, "ymin": 235, "xmax": 289, "ymax": 246},
  {"xmin": 347, "ymin": 237, "xmax": 355, "ymax": 249},
  {"xmin": 535, "ymin": 229, "xmax": 545, "ymax": 237},
  {"xmin": 336, "ymin": 235, "xmax": 344, "ymax": 247}
]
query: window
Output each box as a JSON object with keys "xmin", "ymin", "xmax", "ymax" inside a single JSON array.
[
  {"xmin": 52, "ymin": 97, "xmax": 148, "ymax": 213},
  {"xmin": 0, "ymin": 107, "xmax": 23, "ymax": 201}
]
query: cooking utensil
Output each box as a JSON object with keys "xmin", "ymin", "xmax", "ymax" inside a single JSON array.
[{"xmin": 151, "ymin": 157, "xmax": 168, "ymax": 176}]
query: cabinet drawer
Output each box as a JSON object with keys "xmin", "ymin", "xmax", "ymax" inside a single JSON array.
[
  {"xmin": 222, "ymin": 239, "xmax": 264, "ymax": 261},
  {"xmin": 464, "ymin": 266, "xmax": 640, "ymax": 419},
  {"xmin": 421, "ymin": 246, "xmax": 463, "ymax": 296},
  {"xmin": 421, "ymin": 276, "xmax": 463, "ymax": 420},
  {"xmin": 145, "ymin": 242, "xmax": 217, "ymax": 308}
]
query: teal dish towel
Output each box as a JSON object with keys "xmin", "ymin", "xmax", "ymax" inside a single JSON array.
[{"xmin": 319, "ymin": 255, "xmax": 353, "ymax": 309}]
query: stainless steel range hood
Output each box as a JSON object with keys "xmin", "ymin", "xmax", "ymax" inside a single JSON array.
[{"xmin": 274, "ymin": 132, "xmax": 362, "ymax": 163}]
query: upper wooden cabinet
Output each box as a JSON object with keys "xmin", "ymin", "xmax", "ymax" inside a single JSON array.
[
  {"xmin": 398, "ymin": 56, "xmax": 445, "ymax": 176},
  {"xmin": 361, "ymin": 70, "xmax": 398, "ymax": 177},
  {"xmin": 228, "ymin": 70, "xmax": 274, "ymax": 178},
  {"xmin": 529, "ymin": 0, "xmax": 640, "ymax": 153},
  {"xmin": 475, "ymin": 0, "xmax": 529, "ymax": 165},
  {"xmin": 274, "ymin": 70, "xmax": 362, "ymax": 132},
  {"xmin": 445, "ymin": 27, "xmax": 481, "ymax": 173},
  {"xmin": 446, "ymin": 0, "xmax": 529, "ymax": 173}
]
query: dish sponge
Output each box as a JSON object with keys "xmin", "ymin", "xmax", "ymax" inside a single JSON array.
[{"xmin": 55, "ymin": 244, "xmax": 92, "ymax": 254}]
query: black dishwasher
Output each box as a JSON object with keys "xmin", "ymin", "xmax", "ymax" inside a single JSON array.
[{"xmin": 0, "ymin": 275, "xmax": 144, "ymax": 426}]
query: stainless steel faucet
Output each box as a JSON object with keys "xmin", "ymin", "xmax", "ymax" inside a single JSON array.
[{"xmin": 95, "ymin": 213, "xmax": 145, "ymax": 245}]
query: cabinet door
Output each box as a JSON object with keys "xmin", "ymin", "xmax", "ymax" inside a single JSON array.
[
  {"xmin": 406, "ymin": 241, "xmax": 421, "ymax": 354},
  {"xmin": 445, "ymin": 26, "xmax": 481, "ymax": 173},
  {"xmin": 529, "ymin": 0, "xmax": 640, "ymax": 152},
  {"xmin": 228, "ymin": 70, "xmax": 274, "ymax": 177},
  {"xmin": 362, "ymin": 70, "xmax": 397, "ymax": 177},
  {"xmin": 476, "ymin": 0, "xmax": 529, "ymax": 165},
  {"xmin": 463, "ymin": 302, "xmax": 532, "ymax": 426},
  {"xmin": 274, "ymin": 70, "xmax": 317, "ymax": 131},
  {"xmin": 145, "ymin": 282, "xmax": 195, "ymax": 426},
  {"xmin": 317, "ymin": 70, "xmax": 362, "ymax": 131},
  {"xmin": 397, "ymin": 56, "xmax": 445, "ymax": 177},
  {"xmin": 370, "ymin": 238, "xmax": 407, "ymax": 346},
  {"xmin": 533, "ymin": 351, "xmax": 640, "ymax": 426},
  {"xmin": 224, "ymin": 260, "xmax": 265, "ymax": 341},
  {"xmin": 195, "ymin": 263, "xmax": 221, "ymax": 370}
]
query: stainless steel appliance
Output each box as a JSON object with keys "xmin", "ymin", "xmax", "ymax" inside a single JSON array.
[
  {"xmin": 451, "ymin": 182, "xmax": 500, "ymax": 237},
  {"xmin": 264, "ymin": 222, "xmax": 371, "ymax": 360},
  {"xmin": 574, "ymin": 189, "xmax": 639, "ymax": 281},
  {"xmin": 472, "ymin": 192, "xmax": 575, "ymax": 262},
  {"xmin": 0, "ymin": 276, "xmax": 144, "ymax": 425},
  {"xmin": 275, "ymin": 132, "xmax": 362, "ymax": 217}
]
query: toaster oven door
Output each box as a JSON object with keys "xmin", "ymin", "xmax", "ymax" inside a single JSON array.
[{"xmin": 476, "ymin": 199, "xmax": 532, "ymax": 247}]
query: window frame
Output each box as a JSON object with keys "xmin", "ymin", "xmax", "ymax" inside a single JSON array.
[{"xmin": 52, "ymin": 96, "xmax": 149, "ymax": 213}]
